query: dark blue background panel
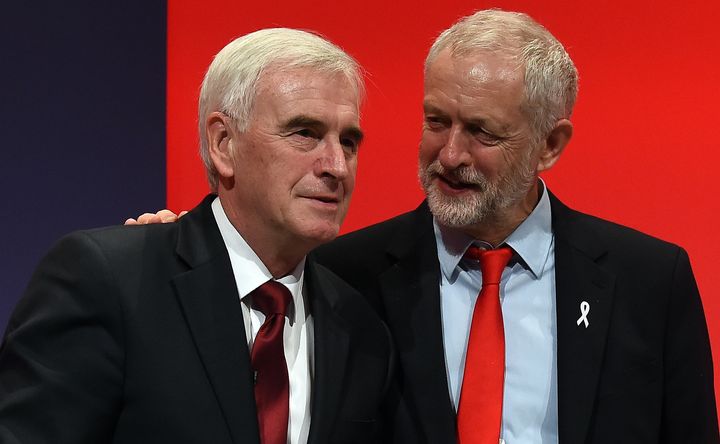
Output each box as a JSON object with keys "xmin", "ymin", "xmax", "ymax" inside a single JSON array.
[{"xmin": 0, "ymin": 2, "xmax": 167, "ymax": 330}]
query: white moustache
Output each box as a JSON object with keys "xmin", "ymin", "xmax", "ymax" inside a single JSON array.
[{"xmin": 425, "ymin": 161, "xmax": 487, "ymax": 189}]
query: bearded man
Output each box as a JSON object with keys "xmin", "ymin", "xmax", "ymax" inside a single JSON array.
[{"xmin": 316, "ymin": 9, "xmax": 718, "ymax": 444}]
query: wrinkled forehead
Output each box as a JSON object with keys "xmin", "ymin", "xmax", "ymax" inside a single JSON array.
[
  {"xmin": 425, "ymin": 48, "xmax": 524, "ymax": 93},
  {"xmin": 250, "ymin": 66, "xmax": 362, "ymax": 127},
  {"xmin": 257, "ymin": 62, "xmax": 363, "ymax": 104}
]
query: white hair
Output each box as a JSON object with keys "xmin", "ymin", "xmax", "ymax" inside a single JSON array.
[
  {"xmin": 425, "ymin": 9, "xmax": 578, "ymax": 142},
  {"xmin": 198, "ymin": 28, "xmax": 364, "ymax": 190}
]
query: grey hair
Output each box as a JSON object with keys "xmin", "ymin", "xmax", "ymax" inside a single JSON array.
[
  {"xmin": 425, "ymin": 9, "xmax": 578, "ymax": 143},
  {"xmin": 198, "ymin": 28, "xmax": 364, "ymax": 191}
]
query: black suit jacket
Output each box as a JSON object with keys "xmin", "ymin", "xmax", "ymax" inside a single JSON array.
[
  {"xmin": 315, "ymin": 192, "xmax": 719, "ymax": 443},
  {"xmin": 0, "ymin": 195, "xmax": 393, "ymax": 444}
]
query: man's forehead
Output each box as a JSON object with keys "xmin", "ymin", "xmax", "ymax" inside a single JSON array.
[
  {"xmin": 424, "ymin": 51, "xmax": 525, "ymax": 112},
  {"xmin": 259, "ymin": 65, "xmax": 357, "ymax": 93},
  {"xmin": 257, "ymin": 71, "xmax": 358, "ymax": 115},
  {"xmin": 427, "ymin": 48, "xmax": 523, "ymax": 84},
  {"xmin": 467, "ymin": 58, "xmax": 523, "ymax": 85},
  {"xmin": 247, "ymin": 68, "xmax": 359, "ymax": 128}
]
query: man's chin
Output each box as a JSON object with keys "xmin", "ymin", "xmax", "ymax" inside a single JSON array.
[
  {"xmin": 295, "ymin": 222, "xmax": 341, "ymax": 247},
  {"xmin": 425, "ymin": 189, "xmax": 486, "ymax": 228}
]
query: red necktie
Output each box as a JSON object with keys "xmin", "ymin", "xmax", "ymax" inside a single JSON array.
[
  {"xmin": 250, "ymin": 281, "xmax": 292, "ymax": 444},
  {"xmin": 457, "ymin": 246, "xmax": 513, "ymax": 444}
]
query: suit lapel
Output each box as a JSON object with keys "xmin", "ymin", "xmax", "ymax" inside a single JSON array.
[
  {"xmin": 551, "ymin": 194, "xmax": 616, "ymax": 444},
  {"xmin": 380, "ymin": 203, "xmax": 457, "ymax": 443},
  {"xmin": 305, "ymin": 260, "xmax": 350, "ymax": 444},
  {"xmin": 172, "ymin": 196, "xmax": 260, "ymax": 444}
]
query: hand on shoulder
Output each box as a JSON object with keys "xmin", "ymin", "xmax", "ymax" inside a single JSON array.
[{"xmin": 124, "ymin": 209, "xmax": 188, "ymax": 225}]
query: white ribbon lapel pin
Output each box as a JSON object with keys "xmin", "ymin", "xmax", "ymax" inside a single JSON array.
[{"xmin": 576, "ymin": 301, "xmax": 590, "ymax": 328}]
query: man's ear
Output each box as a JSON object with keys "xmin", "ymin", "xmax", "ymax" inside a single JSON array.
[
  {"xmin": 537, "ymin": 118, "xmax": 573, "ymax": 172},
  {"xmin": 207, "ymin": 112, "xmax": 236, "ymax": 178}
]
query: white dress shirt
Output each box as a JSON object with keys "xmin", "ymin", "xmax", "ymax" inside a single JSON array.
[
  {"xmin": 435, "ymin": 181, "xmax": 558, "ymax": 444},
  {"xmin": 212, "ymin": 197, "xmax": 313, "ymax": 444}
]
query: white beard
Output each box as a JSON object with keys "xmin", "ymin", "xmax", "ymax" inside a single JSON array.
[{"xmin": 418, "ymin": 155, "xmax": 536, "ymax": 228}]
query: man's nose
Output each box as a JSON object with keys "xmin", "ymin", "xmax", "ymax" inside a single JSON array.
[
  {"xmin": 314, "ymin": 138, "xmax": 349, "ymax": 179},
  {"xmin": 438, "ymin": 125, "xmax": 471, "ymax": 169}
]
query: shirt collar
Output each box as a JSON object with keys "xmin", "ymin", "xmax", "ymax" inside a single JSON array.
[
  {"xmin": 433, "ymin": 179, "xmax": 554, "ymax": 281},
  {"xmin": 211, "ymin": 197, "xmax": 305, "ymax": 314}
]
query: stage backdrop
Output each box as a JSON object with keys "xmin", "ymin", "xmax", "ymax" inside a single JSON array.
[
  {"xmin": 167, "ymin": 0, "xmax": 720, "ymax": 406},
  {"xmin": 0, "ymin": 2, "xmax": 166, "ymax": 331}
]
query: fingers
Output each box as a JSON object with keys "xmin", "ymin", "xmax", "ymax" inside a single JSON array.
[
  {"xmin": 136, "ymin": 213, "xmax": 164, "ymax": 224},
  {"xmin": 157, "ymin": 209, "xmax": 179, "ymax": 223},
  {"xmin": 124, "ymin": 210, "xmax": 183, "ymax": 225},
  {"xmin": 179, "ymin": 211, "xmax": 189, "ymax": 218}
]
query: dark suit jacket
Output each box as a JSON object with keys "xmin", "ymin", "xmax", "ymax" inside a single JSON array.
[
  {"xmin": 0, "ymin": 195, "xmax": 393, "ymax": 444},
  {"xmin": 314, "ymin": 192, "xmax": 719, "ymax": 443}
]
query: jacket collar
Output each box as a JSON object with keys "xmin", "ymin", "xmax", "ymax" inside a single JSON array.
[
  {"xmin": 381, "ymin": 201, "xmax": 459, "ymax": 443},
  {"xmin": 550, "ymin": 192, "xmax": 616, "ymax": 444},
  {"xmin": 173, "ymin": 194, "xmax": 261, "ymax": 444}
]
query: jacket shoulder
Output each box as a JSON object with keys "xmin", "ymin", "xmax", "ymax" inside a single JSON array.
[
  {"xmin": 562, "ymin": 207, "xmax": 681, "ymax": 251},
  {"xmin": 551, "ymin": 195, "xmax": 688, "ymax": 271},
  {"xmin": 315, "ymin": 204, "xmax": 427, "ymax": 267}
]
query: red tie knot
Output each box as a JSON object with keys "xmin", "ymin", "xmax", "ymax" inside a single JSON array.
[
  {"xmin": 464, "ymin": 245, "xmax": 513, "ymax": 286},
  {"xmin": 252, "ymin": 280, "xmax": 292, "ymax": 317}
]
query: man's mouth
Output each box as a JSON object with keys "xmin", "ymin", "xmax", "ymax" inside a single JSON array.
[
  {"xmin": 312, "ymin": 195, "xmax": 339, "ymax": 203},
  {"xmin": 435, "ymin": 174, "xmax": 480, "ymax": 191},
  {"xmin": 302, "ymin": 195, "xmax": 341, "ymax": 206}
]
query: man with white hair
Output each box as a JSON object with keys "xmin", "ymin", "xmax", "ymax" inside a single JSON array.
[
  {"xmin": 316, "ymin": 9, "xmax": 718, "ymax": 444},
  {"xmin": 0, "ymin": 29, "xmax": 393, "ymax": 444},
  {"xmin": 124, "ymin": 9, "xmax": 719, "ymax": 444}
]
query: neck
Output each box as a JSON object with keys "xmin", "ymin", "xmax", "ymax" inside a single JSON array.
[
  {"xmin": 254, "ymin": 250, "xmax": 304, "ymax": 278},
  {"xmin": 218, "ymin": 195, "xmax": 309, "ymax": 279}
]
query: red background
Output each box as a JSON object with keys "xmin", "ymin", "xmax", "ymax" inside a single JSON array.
[{"xmin": 167, "ymin": 0, "xmax": 720, "ymax": 408}]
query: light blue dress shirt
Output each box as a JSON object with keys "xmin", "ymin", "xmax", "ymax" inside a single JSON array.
[{"xmin": 435, "ymin": 183, "xmax": 558, "ymax": 444}]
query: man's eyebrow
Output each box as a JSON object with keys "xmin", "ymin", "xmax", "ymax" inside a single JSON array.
[
  {"xmin": 424, "ymin": 102, "xmax": 499, "ymax": 130},
  {"xmin": 423, "ymin": 103, "xmax": 445, "ymax": 115},
  {"xmin": 280, "ymin": 115, "xmax": 326, "ymax": 131},
  {"xmin": 282, "ymin": 115, "xmax": 364, "ymax": 143}
]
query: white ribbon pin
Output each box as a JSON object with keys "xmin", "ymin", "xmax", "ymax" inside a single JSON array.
[{"xmin": 576, "ymin": 301, "xmax": 590, "ymax": 328}]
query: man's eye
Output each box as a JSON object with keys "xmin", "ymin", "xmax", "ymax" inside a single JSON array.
[
  {"xmin": 340, "ymin": 137, "xmax": 359, "ymax": 154},
  {"xmin": 294, "ymin": 128, "xmax": 318, "ymax": 138},
  {"xmin": 424, "ymin": 116, "xmax": 447, "ymax": 129},
  {"xmin": 467, "ymin": 125, "xmax": 501, "ymax": 146}
]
